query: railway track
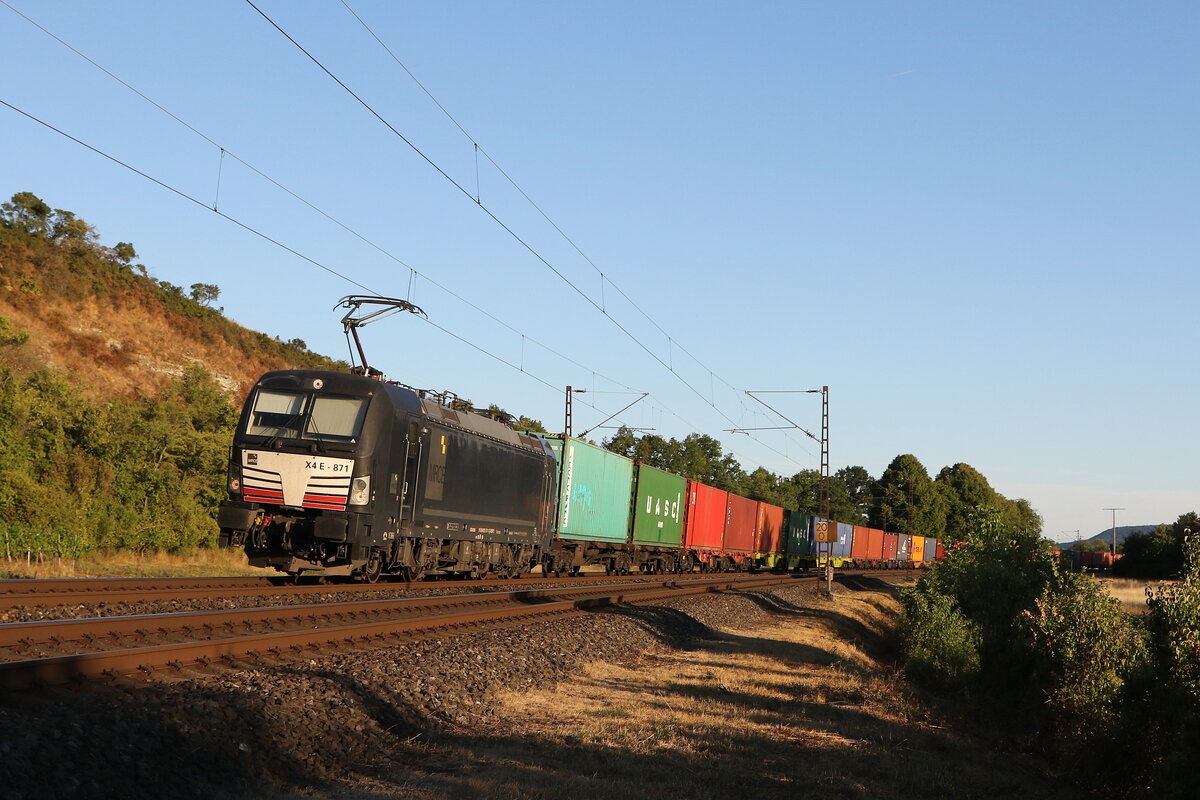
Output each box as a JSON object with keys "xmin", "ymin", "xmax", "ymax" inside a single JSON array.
[
  {"xmin": 0, "ymin": 572, "xmax": 807, "ymax": 691},
  {"xmin": 0, "ymin": 571, "xmax": 669, "ymax": 610}
]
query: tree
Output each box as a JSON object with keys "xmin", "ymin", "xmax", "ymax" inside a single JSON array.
[
  {"xmin": 514, "ymin": 416, "xmax": 546, "ymax": 433},
  {"xmin": 870, "ymin": 454, "xmax": 947, "ymax": 537},
  {"xmin": 49, "ymin": 208, "xmax": 98, "ymax": 245},
  {"xmin": 835, "ymin": 465, "xmax": 875, "ymax": 524},
  {"xmin": 743, "ymin": 466, "xmax": 785, "ymax": 505},
  {"xmin": 1005, "ymin": 498, "xmax": 1043, "ymax": 536},
  {"xmin": 189, "ymin": 283, "xmax": 221, "ymax": 307},
  {"xmin": 602, "ymin": 427, "xmax": 746, "ymax": 491},
  {"xmin": 0, "ymin": 192, "xmax": 52, "ymax": 236},
  {"xmin": 112, "ymin": 241, "xmax": 138, "ymax": 265},
  {"xmin": 936, "ymin": 463, "xmax": 999, "ymax": 544},
  {"xmin": 1117, "ymin": 512, "xmax": 1199, "ymax": 578}
]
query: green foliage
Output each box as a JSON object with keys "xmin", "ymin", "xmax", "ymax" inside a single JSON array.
[
  {"xmin": 1069, "ymin": 538, "xmax": 1114, "ymax": 553},
  {"xmin": 870, "ymin": 454, "xmax": 947, "ymax": 537},
  {"xmin": 935, "ymin": 462, "xmax": 997, "ymax": 543},
  {"xmin": 189, "ymin": 282, "xmax": 220, "ymax": 306},
  {"xmin": 903, "ymin": 507, "xmax": 1058, "ymax": 688},
  {"xmin": 898, "ymin": 585, "xmax": 981, "ymax": 687},
  {"xmin": 111, "ymin": 241, "xmax": 137, "ymax": 265},
  {"xmin": 1117, "ymin": 512, "xmax": 1197, "ymax": 578},
  {"xmin": 1021, "ymin": 568, "xmax": 1149, "ymax": 736},
  {"xmin": 1, "ymin": 191, "xmax": 52, "ymax": 236},
  {"xmin": 0, "ymin": 316, "xmax": 29, "ymax": 347},
  {"xmin": 0, "ymin": 363, "xmax": 234, "ymax": 559},
  {"xmin": 604, "ymin": 427, "xmax": 745, "ymax": 492},
  {"xmin": 1133, "ymin": 531, "xmax": 1200, "ymax": 794},
  {"xmin": 514, "ymin": 415, "xmax": 547, "ymax": 434},
  {"xmin": 835, "ymin": 465, "xmax": 874, "ymax": 524},
  {"xmin": 902, "ymin": 506, "xmax": 1200, "ymax": 794}
]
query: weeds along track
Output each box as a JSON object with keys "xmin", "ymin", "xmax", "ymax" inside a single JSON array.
[{"xmin": 0, "ymin": 574, "xmax": 809, "ymax": 691}]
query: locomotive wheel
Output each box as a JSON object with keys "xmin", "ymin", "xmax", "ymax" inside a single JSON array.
[{"xmin": 360, "ymin": 551, "xmax": 383, "ymax": 583}]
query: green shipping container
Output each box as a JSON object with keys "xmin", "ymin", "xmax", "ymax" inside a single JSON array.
[
  {"xmin": 784, "ymin": 509, "xmax": 811, "ymax": 566},
  {"xmin": 545, "ymin": 436, "xmax": 633, "ymax": 543},
  {"xmin": 632, "ymin": 464, "xmax": 685, "ymax": 547}
]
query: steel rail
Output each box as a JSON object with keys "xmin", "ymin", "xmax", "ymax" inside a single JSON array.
[
  {"xmin": 0, "ymin": 573, "xmax": 800, "ymax": 690},
  {"xmin": 0, "ymin": 571, "xmax": 664, "ymax": 610}
]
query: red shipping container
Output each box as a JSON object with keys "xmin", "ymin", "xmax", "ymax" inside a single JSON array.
[
  {"xmin": 684, "ymin": 481, "xmax": 727, "ymax": 551},
  {"xmin": 755, "ymin": 502, "xmax": 784, "ymax": 554},
  {"xmin": 884, "ymin": 532, "xmax": 899, "ymax": 561},
  {"xmin": 723, "ymin": 494, "xmax": 757, "ymax": 553},
  {"xmin": 867, "ymin": 528, "xmax": 885, "ymax": 562},
  {"xmin": 935, "ymin": 542, "xmax": 945, "ymax": 560},
  {"xmin": 851, "ymin": 526, "xmax": 870, "ymax": 559}
]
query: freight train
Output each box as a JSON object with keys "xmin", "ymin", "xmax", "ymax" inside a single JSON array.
[{"xmin": 217, "ymin": 369, "xmax": 941, "ymax": 580}]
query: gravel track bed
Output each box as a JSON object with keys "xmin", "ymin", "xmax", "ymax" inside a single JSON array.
[
  {"xmin": 0, "ymin": 581, "xmax": 838, "ymax": 800},
  {"xmin": 0, "ymin": 576, "xmax": 680, "ymax": 624}
]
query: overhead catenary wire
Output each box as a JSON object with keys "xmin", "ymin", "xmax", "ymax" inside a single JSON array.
[
  {"xmin": 339, "ymin": 0, "xmax": 762, "ymax": 408},
  {"xmin": 0, "ymin": 3, "xmax": 657, "ymax": 400},
  {"xmin": 3, "ymin": 0, "xmax": 810, "ymax": 471},
  {"xmin": 0, "ymin": 98, "xmax": 638, "ymax": 429},
  {"xmin": 244, "ymin": 1, "xmax": 807, "ymax": 469}
]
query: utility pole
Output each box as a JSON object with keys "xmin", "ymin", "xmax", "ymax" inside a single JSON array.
[
  {"xmin": 725, "ymin": 387, "xmax": 831, "ymax": 592},
  {"xmin": 818, "ymin": 387, "xmax": 832, "ymax": 595},
  {"xmin": 1102, "ymin": 508, "xmax": 1125, "ymax": 556}
]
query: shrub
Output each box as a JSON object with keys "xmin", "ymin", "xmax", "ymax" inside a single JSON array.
[
  {"xmin": 899, "ymin": 584, "xmax": 981, "ymax": 688},
  {"xmin": 1138, "ymin": 533, "xmax": 1200, "ymax": 794},
  {"xmin": 1021, "ymin": 568, "xmax": 1149, "ymax": 737}
]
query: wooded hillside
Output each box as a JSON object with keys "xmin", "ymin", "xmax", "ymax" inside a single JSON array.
[{"xmin": 0, "ymin": 191, "xmax": 343, "ymax": 560}]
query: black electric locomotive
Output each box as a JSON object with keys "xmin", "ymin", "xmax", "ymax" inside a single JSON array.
[{"xmin": 218, "ymin": 369, "xmax": 559, "ymax": 581}]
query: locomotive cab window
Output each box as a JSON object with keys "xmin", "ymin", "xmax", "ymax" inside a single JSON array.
[
  {"xmin": 305, "ymin": 396, "xmax": 369, "ymax": 442},
  {"xmin": 246, "ymin": 390, "xmax": 306, "ymax": 438}
]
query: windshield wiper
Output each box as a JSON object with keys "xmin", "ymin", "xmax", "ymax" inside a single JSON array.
[
  {"xmin": 261, "ymin": 412, "xmax": 305, "ymax": 450},
  {"xmin": 305, "ymin": 415, "xmax": 328, "ymax": 454}
]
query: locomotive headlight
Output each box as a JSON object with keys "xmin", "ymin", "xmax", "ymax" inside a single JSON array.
[
  {"xmin": 350, "ymin": 476, "xmax": 371, "ymax": 506},
  {"xmin": 229, "ymin": 478, "xmax": 241, "ymax": 492}
]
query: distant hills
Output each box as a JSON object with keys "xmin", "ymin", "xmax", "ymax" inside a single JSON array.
[{"xmin": 1056, "ymin": 525, "xmax": 1158, "ymax": 550}]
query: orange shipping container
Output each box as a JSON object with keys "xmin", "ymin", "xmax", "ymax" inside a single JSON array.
[
  {"xmin": 911, "ymin": 535, "xmax": 926, "ymax": 564},
  {"xmin": 723, "ymin": 494, "xmax": 757, "ymax": 553},
  {"xmin": 867, "ymin": 528, "xmax": 885, "ymax": 561},
  {"xmin": 755, "ymin": 502, "xmax": 785, "ymax": 555},
  {"xmin": 851, "ymin": 525, "xmax": 871, "ymax": 559},
  {"xmin": 684, "ymin": 481, "xmax": 727, "ymax": 551}
]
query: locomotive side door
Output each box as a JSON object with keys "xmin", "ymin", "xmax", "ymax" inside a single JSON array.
[{"xmin": 398, "ymin": 419, "xmax": 424, "ymax": 531}]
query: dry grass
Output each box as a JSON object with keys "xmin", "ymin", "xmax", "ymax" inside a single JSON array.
[
  {"xmin": 303, "ymin": 580, "xmax": 1072, "ymax": 799},
  {"xmin": 1098, "ymin": 577, "xmax": 1173, "ymax": 615},
  {"xmin": 0, "ymin": 547, "xmax": 260, "ymax": 579}
]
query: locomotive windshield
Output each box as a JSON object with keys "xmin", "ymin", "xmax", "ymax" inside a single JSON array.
[
  {"xmin": 245, "ymin": 389, "xmax": 369, "ymax": 443},
  {"xmin": 307, "ymin": 395, "xmax": 369, "ymax": 441},
  {"xmin": 247, "ymin": 390, "xmax": 306, "ymax": 438}
]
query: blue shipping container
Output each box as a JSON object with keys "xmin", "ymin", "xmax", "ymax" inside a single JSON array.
[{"xmin": 834, "ymin": 522, "xmax": 853, "ymax": 557}]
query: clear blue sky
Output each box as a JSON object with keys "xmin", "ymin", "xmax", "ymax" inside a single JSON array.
[{"xmin": 3, "ymin": 1, "xmax": 1197, "ymax": 541}]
